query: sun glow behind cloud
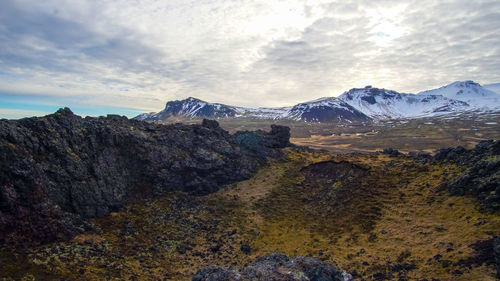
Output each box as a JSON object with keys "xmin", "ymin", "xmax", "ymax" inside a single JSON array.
[
  {"xmin": 366, "ymin": 5, "xmax": 409, "ymax": 47},
  {"xmin": 0, "ymin": 0, "xmax": 499, "ymax": 117}
]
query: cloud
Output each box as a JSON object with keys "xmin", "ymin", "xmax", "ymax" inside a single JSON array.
[
  {"xmin": 241, "ymin": 0, "xmax": 500, "ymax": 102},
  {"xmin": 0, "ymin": 0, "xmax": 499, "ymax": 116},
  {"xmin": 0, "ymin": 108, "xmax": 52, "ymax": 119}
]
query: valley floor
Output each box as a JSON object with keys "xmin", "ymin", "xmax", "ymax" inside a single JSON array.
[
  {"xmin": 180, "ymin": 112, "xmax": 500, "ymax": 153},
  {"xmin": 1, "ymin": 147, "xmax": 499, "ymax": 280}
]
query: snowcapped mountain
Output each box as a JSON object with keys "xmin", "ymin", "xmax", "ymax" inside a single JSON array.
[
  {"xmin": 134, "ymin": 112, "xmax": 155, "ymax": 121},
  {"xmin": 138, "ymin": 97, "xmax": 238, "ymax": 121},
  {"xmin": 136, "ymin": 97, "xmax": 369, "ymax": 123},
  {"xmin": 235, "ymin": 106, "xmax": 292, "ymax": 120},
  {"xmin": 338, "ymin": 86, "xmax": 470, "ymax": 119},
  {"xmin": 135, "ymin": 81, "xmax": 500, "ymax": 122},
  {"xmin": 418, "ymin": 81, "xmax": 500, "ymax": 110},
  {"xmin": 287, "ymin": 97, "xmax": 370, "ymax": 122}
]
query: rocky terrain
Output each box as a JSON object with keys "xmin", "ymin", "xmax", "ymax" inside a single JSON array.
[
  {"xmin": 0, "ymin": 109, "xmax": 499, "ymax": 281},
  {"xmin": 0, "ymin": 108, "xmax": 290, "ymax": 247},
  {"xmin": 432, "ymin": 140, "xmax": 500, "ymax": 212},
  {"xmin": 193, "ymin": 253, "xmax": 352, "ymax": 281}
]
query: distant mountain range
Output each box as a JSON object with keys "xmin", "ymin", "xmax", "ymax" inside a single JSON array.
[{"xmin": 135, "ymin": 81, "xmax": 500, "ymax": 123}]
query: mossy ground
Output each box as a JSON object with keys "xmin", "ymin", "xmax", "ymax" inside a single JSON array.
[{"xmin": 1, "ymin": 148, "xmax": 499, "ymax": 280}]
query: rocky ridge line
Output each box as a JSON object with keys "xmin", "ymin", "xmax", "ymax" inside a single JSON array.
[{"xmin": 0, "ymin": 108, "xmax": 291, "ymax": 247}]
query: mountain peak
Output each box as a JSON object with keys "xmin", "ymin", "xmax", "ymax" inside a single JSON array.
[
  {"xmin": 340, "ymin": 87, "xmax": 402, "ymax": 104},
  {"xmin": 447, "ymin": 80, "xmax": 481, "ymax": 88},
  {"xmin": 55, "ymin": 107, "xmax": 75, "ymax": 116},
  {"xmin": 338, "ymin": 87, "xmax": 471, "ymax": 119},
  {"xmin": 418, "ymin": 80, "xmax": 499, "ymax": 109},
  {"xmin": 135, "ymin": 80, "xmax": 500, "ymax": 122}
]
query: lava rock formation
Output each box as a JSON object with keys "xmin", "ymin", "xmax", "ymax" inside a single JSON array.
[
  {"xmin": 0, "ymin": 108, "xmax": 291, "ymax": 247},
  {"xmin": 433, "ymin": 140, "xmax": 500, "ymax": 212},
  {"xmin": 192, "ymin": 253, "xmax": 352, "ymax": 281}
]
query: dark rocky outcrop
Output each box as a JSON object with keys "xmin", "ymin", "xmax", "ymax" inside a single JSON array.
[
  {"xmin": 234, "ymin": 125, "xmax": 290, "ymax": 159},
  {"xmin": 456, "ymin": 237, "xmax": 499, "ymax": 277},
  {"xmin": 495, "ymin": 236, "xmax": 500, "ymax": 278},
  {"xmin": 0, "ymin": 108, "xmax": 290, "ymax": 247},
  {"xmin": 433, "ymin": 140, "xmax": 499, "ymax": 211},
  {"xmin": 382, "ymin": 147, "xmax": 403, "ymax": 157},
  {"xmin": 433, "ymin": 140, "xmax": 499, "ymax": 164},
  {"xmin": 192, "ymin": 253, "xmax": 352, "ymax": 281}
]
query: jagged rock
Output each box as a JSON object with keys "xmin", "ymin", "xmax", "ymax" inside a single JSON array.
[
  {"xmin": 269, "ymin": 125, "xmax": 291, "ymax": 148},
  {"xmin": 434, "ymin": 140, "xmax": 500, "ymax": 211},
  {"xmin": 433, "ymin": 140, "xmax": 499, "ymax": 164},
  {"xmin": 494, "ymin": 237, "xmax": 500, "ymax": 278},
  {"xmin": 240, "ymin": 243, "xmax": 251, "ymax": 254},
  {"xmin": 192, "ymin": 253, "xmax": 352, "ymax": 281},
  {"xmin": 201, "ymin": 118, "xmax": 220, "ymax": 129},
  {"xmin": 234, "ymin": 125, "xmax": 291, "ymax": 159},
  {"xmin": 0, "ymin": 109, "xmax": 291, "ymax": 247},
  {"xmin": 382, "ymin": 148, "xmax": 403, "ymax": 157}
]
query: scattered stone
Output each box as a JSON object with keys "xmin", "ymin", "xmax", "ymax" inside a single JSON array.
[
  {"xmin": 210, "ymin": 243, "xmax": 222, "ymax": 253},
  {"xmin": 440, "ymin": 260, "xmax": 451, "ymax": 268},
  {"xmin": 435, "ymin": 226, "xmax": 446, "ymax": 232},
  {"xmin": 192, "ymin": 253, "xmax": 352, "ymax": 281},
  {"xmin": 372, "ymin": 272, "xmax": 388, "ymax": 280},
  {"xmin": 382, "ymin": 148, "xmax": 403, "ymax": 157},
  {"xmin": 240, "ymin": 244, "xmax": 251, "ymax": 254},
  {"xmin": 388, "ymin": 262, "xmax": 416, "ymax": 272}
]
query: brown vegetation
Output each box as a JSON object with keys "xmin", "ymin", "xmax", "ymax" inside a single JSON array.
[{"xmin": 1, "ymin": 146, "xmax": 498, "ymax": 280}]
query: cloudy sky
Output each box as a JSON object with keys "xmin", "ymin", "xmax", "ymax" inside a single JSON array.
[{"xmin": 1, "ymin": 0, "xmax": 500, "ymax": 118}]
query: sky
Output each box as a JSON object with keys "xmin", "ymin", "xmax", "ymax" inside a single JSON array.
[{"xmin": 1, "ymin": 0, "xmax": 500, "ymax": 118}]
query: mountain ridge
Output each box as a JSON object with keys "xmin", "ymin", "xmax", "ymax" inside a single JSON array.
[
  {"xmin": 418, "ymin": 80, "xmax": 500, "ymax": 109},
  {"xmin": 136, "ymin": 81, "xmax": 500, "ymax": 122}
]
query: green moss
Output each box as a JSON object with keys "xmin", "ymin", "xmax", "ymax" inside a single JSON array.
[{"xmin": 2, "ymin": 148, "xmax": 499, "ymax": 281}]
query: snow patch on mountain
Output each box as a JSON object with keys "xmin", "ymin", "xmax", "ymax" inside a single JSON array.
[
  {"xmin": 135, "ymin": 81, "xmax": 500, "ymax": 122},
  {"xmin": 418, "ymin": 81, "xmax": 500, "ymax": 110},
  {"xmin": 234, "ymin": 106, "xmax": 292, "ymax": 119},
  {"xmin": 338, "ymin": 86, "xmax": 469, "ymax": 119},
  {"xmin": 287, "ymin": 97, "xmax": 370, "ymax": 122},
  {"xmin": 134, "ymin": 112, "xmax": 155, "ymax": 121},
  {"xmin": 140, "ymin": 97, "xmax": 238, "ymax": 121}
]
